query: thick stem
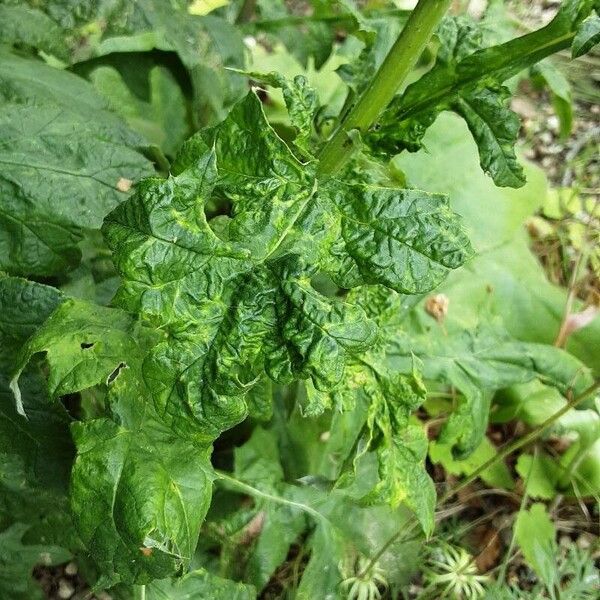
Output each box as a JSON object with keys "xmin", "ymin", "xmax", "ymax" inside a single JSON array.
[
  {"xmin": 133, "ymin": 585, "xmax": 146, "ymax": 600},
  {"xmin": 317, "ymin": 0, "xmax": 452, "ymax": 177}
]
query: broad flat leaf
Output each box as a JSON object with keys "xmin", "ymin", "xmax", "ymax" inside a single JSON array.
[
  {"xmin": 430, "ymin": 438, "xmax": 515, "ymax": 490},
  {"xmin": 516, "ymin": 453, "xmax": 558, "ymax": 500},
  {"xmin": 394, "ymin": 113, "xmax": 600, "ymax": 373},
  {"xmin": 89, "ymin": 65, "xmax": 189, "ymax": 157},
  {"xmin": 572, "ymin": 16, "xmax": 600, "ymax": 56},
  {"xmin": 0, "ymin": 4, "xmax": 66, "ymax": 60},
  {"xmin": 147, "ymin": 569, "xmax": 255, "ymax": 599},
  {"xmin": 514, "ymin": 503, "xmax": 558, "ymax": 591},
  {"xmin": 0, "ymin": 53, "xmax": 154, "ymax": 277},
  {"xmin": 0, "ymin": 51, "xmax": 146, "ymax": 147},
  {"xmin": 369, "ymin": 2, "xmax": 597, "ymax": 185},
  {"xmin": 24, "ymin": 0, "xmax": 246, "ymax": 126},
  {"xmin": 0, "ymin": 523, "xmax": 71, "ymax": 600}
]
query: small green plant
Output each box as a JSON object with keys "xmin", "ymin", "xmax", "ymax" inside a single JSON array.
[{"xmin": 422, "ymin": 544, "xmax": 489, "ymax": 599}]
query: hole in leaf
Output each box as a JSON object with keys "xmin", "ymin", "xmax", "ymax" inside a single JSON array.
[
  {"xmin": 107, "ymin": 362, "xmax": 127, "ymax": 385},
  {"xmin": 80, "ymin": 342, "xmax": 94, "ymax": 350}
]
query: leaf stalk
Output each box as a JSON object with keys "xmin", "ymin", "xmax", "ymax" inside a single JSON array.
[{"xmin": 317, "ymin": 0, "xmax": 452, "ymax": 176}]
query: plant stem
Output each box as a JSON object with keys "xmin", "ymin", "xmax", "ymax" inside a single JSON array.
[
  {"xmin": 133, "ymin": 585, "xmax": 146, "ymax": 600},
  {"xmin": 362, "ymin": 380, "xmax": 600, "ymax": 573},
  {"xmin": 316, "ymin": 0, "xmax": 452, "ymax": 177},
  {"xmin": 214, "ymin": 470, "xmax": 326, "ymax": 522}
]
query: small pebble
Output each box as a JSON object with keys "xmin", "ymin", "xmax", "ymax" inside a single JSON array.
[
  {"xmin": 97, "ymin": 592, "xmax": 113, "ymax": 600},
  {"xmin": 58, "ymin": 578, "xmax": 75, "ymax": 599},
  {"xmin": 64, "ymin": 561, "xmax": 78, "ymax": 576},
  {"xmin": 547, "ymin": 115, "xmax": 560, "ymax": 132}
]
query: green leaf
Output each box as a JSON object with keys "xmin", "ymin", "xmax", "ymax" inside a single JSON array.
[
  {"xmin": 532, "ymin": 61, "xmax": 573, "ymax": 138},
  {"xmin": 369, "ymin": 3, "xmax": 598, "ymax": 185},
  {"xmin": 514, "ymin": 503, "xmax": 558, "ymax": 591},
  {"xmin": 71, "ymin": 392, "xmax": 215, "ymax": 584},
  {"xmin": 0, "ymin": 276, "xmax": 75, "ymax": 539},
  {"xmin": 0, "ymin": 523, "xmax": 71, "ymax": 600},
  {"xmin": 572, "ymin": 16, "xmax": 600, "ymax": 57},
  {"xmin": 88, "ymin": 64, "xmax": 189, "ymax": 157},
  {"xmin": 452, "ymin": 86, "xmax": 524, "ymax": 187},
  {"xmin": 147, "ymin": 569, "xmax": 256, "ymax": 599},
  {"xmin": 516, "ymin": 453, "xmax": 559, "ymax": 500},
  {"xmin": 11, "ymin": 299, "xmax": 214, "ymax": 584},
  {"xmin": 387, "ymin": 323, "xmax": 594, "ymax": 457},
  {"xmin": 7, "ymin": 1, "xmax": 247, "ymax": 126},
  {"xmin": 430, "ymin": 437, "xmax": 515, "ymax": 490},
  {"xmin": 0, "ymin": 53, "xmax": 154, "ymax": 277},
  {"xmin": 105, "ymin": 91, "xmax": 467, "ymax": 436},
  {"xmin": 233, "ymin": 428, "xmax": 305, "ymax": 591},
  {"xmin": 0, "ymin": 4, "xmax": 67, "ymax": 60},
  {"xmin": 320, "ymin": 181, "xmax": 473, "ymax": 294},
  {"xmin": 393, "ymin": 112, "xmax": 600, "ymax": 373},
  {"xmin": 309, "ymin": 353, "xmax": 435, "ymax": 534},
  {"xmin": 240, "ymin": 70, "xmax": 319, "ymax": 157},
  {"xmin": 10, "ymin": 299, "xmax": 142, "ymax": 410}
]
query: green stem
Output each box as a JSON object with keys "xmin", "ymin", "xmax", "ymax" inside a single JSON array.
[
  {"xmin": 133, "ymin": 585, "xmax": 146, "ymax": 600},
  {"xmin": 214, "ymin": 470, "xmax": 326, "ymax": 523},
  {"xmin": 362, "ymin": 380, "xmax": 600, "ymax": 573},
  {"xmin": 316, "ymin": 0, "xmax": 452, "ymax": 177}
]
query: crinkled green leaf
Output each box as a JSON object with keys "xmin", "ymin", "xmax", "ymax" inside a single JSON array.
[
  {"xmin": 453, "ymin": 86, "xmax": 524, "ymax": 187},
  {"xmin": 572, "ymin": 15, "xmax": 600, "ymax": 57},
  {"xmin": 319, "ymin": 181, "xmax": 473, "ymax": 293},
  {"xmin": 105, "ymin": 91, "xmax": 466, "ymax": 435},
  {"xmin": 241, "ymin": 70, "xmax": 318, "ymax": 157},
  {"xmin": 11, "ymin": 299, "xmax": 215, "ymax": 584}
]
